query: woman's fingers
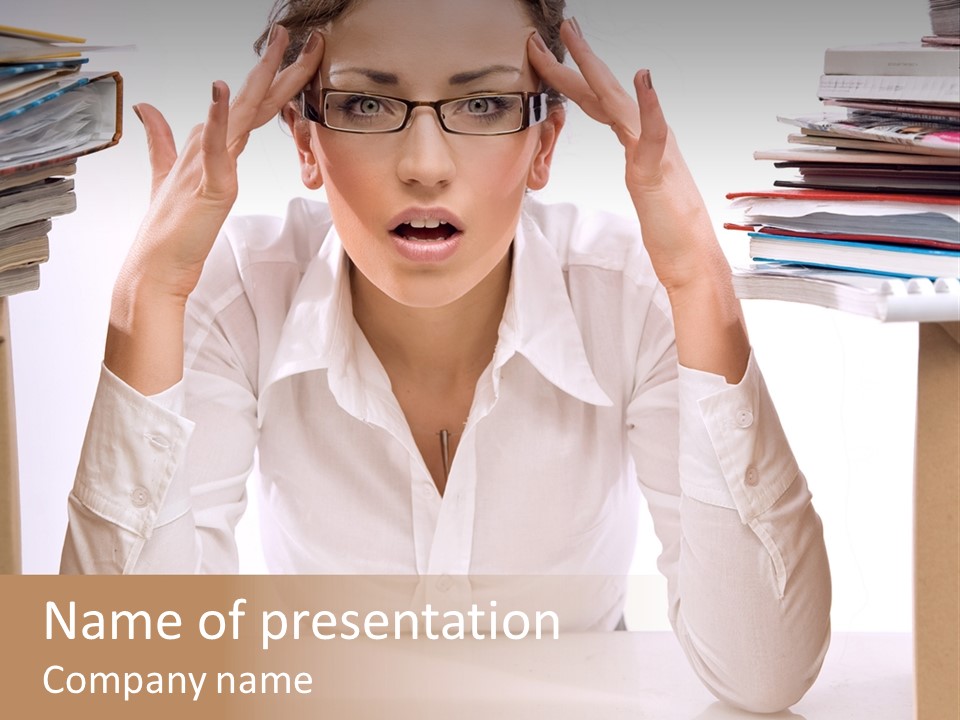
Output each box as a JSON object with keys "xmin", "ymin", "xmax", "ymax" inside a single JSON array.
[
  {"xmin": 199, "ymin": 81, "xmax": 235, "ymax": 201},
  {"xmin": 527, "ymin": 33, "xmax": 606, "ymax": 120},
  {"xmin": 557, "ymin": 20, "xmax": 640, "ymax": 142},
  {"xmin": 134, "ymin": 103, "xmax": 178, "ymax": 200},
  {"xmin": 227, "ymin": 26, "xmax": 325, "ymax": 144},
  {"xmin": 251, "ymin": 30, "xmax": 325, "ymax": 128},
  {"xmin": 226, "ymin": 23, "xmax": 290, "ymax": 137},
  {"xmin": 630, "ymin": 70, "xmax": 669, "ymax": 188}
]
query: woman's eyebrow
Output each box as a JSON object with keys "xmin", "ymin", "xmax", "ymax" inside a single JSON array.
[
  {"xmin": 448, "ymin": 65, "xmax": 522, "ymax": 85},
  {"xmin": 327, "ymin": 65, "xmax": 522, "ymax": 87}
]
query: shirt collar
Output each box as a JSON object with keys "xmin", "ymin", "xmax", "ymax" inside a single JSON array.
[
  {"xmin": 499, "ymin": 204, "xmax": 612, "ymax": 407},
  {"xmin": 259, "ymin": 200, "xmax": 612, "ymax": 420}
]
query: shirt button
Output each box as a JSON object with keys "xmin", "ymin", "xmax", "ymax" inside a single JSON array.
[
  {"xmin": 735, "ymin": 409, "xmax": 754, "ymax": 428},
  {"xmin": 436, "ymin": 575, "xmax": 453, "ymax": 592},
  {"xmin": 744, "ymin": 466, "xmax": 760, "ymax": 487},
  {"xmin": 131, "ymin": 486, "xmax": 151, "ymax": 508},
  {"xmin": 420, "ymin": 484, "xmax": 434, "ymax": 499}
]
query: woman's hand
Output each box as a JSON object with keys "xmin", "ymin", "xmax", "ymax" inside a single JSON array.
[
  {"xmin": 527, "ymin": 19, "xmax": 719, "ymax": 294},
  {"xmin": 105, "ymin": 25, "xmax": 324, "ymax": 394},
  {"xmin": 123, "ymin": 25, "xmax": 324, "ymax": 302},
  {"xmin": 528, "ymin": 19, "xmax": 750, "ymax": 382}
]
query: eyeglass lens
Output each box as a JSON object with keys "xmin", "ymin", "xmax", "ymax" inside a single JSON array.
[{"xmin": 322, "ymin": 92, "xmax": 525, "ymax": 134}]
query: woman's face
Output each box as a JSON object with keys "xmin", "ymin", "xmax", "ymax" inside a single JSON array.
[{"xmin": 291, "ymin": 0, "xmax": 563, "ymax": 309}]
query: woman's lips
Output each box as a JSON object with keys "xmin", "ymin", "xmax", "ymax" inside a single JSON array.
[
  {"xmin": 393, "ymin": 222, "xmax": 457, "ymax": 242},
  {"xmin": 389, "ymin": 228, "xmax": 463, "ymax": 263},
  {"xmin": 387, "ymin": 209, "xmax": 465, "ymax": 263}
]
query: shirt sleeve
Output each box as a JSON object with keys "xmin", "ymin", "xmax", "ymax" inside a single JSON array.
[
  {"xmin": 627, "ymin": 338, "xmax": 831, "ymax": 713},
  {"xmin": 61, "ymin": 235, "xmax": 260, "ymax": 575}
]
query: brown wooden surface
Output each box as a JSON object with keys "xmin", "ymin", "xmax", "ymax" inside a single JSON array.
[
  {"xmin": 914, "ymin": 321, "xmax": 960, "ymax": 720},
  {"xmin": 0, "ymin": 296, "xmax": 21, "ymax": 574}
]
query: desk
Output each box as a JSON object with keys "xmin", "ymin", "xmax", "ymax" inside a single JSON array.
[
  {"xmin": 913, "ymin": 321, "xmax": 960, "ymax": 719},
  {"xmin": 281, "ymin": 631, "xmax": 913, "ymax": 720}
]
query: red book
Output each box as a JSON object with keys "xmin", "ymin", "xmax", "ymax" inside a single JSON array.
[{"xmin": 726, "ymin": 188, "xmax": 960, "ymax": 206}]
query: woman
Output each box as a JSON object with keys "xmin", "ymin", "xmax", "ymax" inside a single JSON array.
[{"xmin": 63, "ymin": 0, "xmax": 831, "ymax": 711}]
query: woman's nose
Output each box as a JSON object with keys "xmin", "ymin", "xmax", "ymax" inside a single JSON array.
[{"xmin": 395, "ymin": 108, "xmax": 458, "ymax": 188}]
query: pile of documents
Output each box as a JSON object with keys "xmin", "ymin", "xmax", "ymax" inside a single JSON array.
[
  {"xmin": 726, "ymin": 29, "xmax": 959, "ymax": 323},
  {"xmin": 0, "ymin": 25, "xmax": 123, "ymax": 296}
]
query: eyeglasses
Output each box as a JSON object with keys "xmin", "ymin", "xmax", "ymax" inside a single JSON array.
[{"xmin": 300, "ymin": 86, "xmax": 549, "ymax": 136}]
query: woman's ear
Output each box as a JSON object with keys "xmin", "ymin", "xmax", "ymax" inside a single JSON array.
[
  {"xmin": 282, "ymin": 102, "xmax": 324, "ymax": 190},
  {"xmin": 526, "ymin": 106, "xmax": 565, "ymax": 191}
]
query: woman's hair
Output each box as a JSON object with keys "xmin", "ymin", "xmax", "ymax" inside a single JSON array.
[{"xmin": 254, "ymin": 0, "xmax": 568, "ymax": 104}]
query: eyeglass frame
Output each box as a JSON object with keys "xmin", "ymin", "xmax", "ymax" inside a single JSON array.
[{"xmin": 299, "ymin": 85, "xmax": 551, "ymax": 136}]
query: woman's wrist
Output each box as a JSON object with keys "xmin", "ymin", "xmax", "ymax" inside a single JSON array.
[
  {"xmin": 105, "ymin": 266, "xmax": 188, "ymax": 396},
  {"xmin": 665, "ymin": 266, "xmax": 751, "ymax": 384}
]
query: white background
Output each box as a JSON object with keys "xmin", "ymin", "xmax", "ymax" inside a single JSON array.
[{"xmin": 6, "ymin": 1, "xmax": 927, "ymax": 632}]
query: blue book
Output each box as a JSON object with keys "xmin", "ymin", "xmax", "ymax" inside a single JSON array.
[
  {"xmin": 748, "ymin": 231, "xmax": 960, "ymax": 280},
  {"xmin": 0, "ymin": 58, "xmax": 88, "ymax": 77}
]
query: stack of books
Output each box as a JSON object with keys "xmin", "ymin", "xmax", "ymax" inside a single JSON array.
[
  {"xmin": 726, "ymin": 17, "xmax": 960, "ymax": 323},
  {"xmin": 927, "ymin": 0, "xmax": 959, "ymax": 43},
  {"xmin": 0, "ymin": 25, "xmax": 122, "ymax": 296}
]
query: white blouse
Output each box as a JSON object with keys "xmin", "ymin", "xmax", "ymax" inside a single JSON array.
[{"xmin": 63, "ymin": 196, "xmax": 830, "ymax": 712}]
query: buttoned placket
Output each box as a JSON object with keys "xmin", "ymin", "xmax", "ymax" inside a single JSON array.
[{"xmin": 332, "ymin": 317, "xmax": 514, "ymax": 578}]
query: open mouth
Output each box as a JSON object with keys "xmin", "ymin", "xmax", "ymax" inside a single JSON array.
[{"xmin": 392, "ymin": 219, "xmax": 460, "ymax": 242}]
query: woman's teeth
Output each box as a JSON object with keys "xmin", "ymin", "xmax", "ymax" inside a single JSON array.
[{"xmin": 396, "ymin": 220, "xmax": 456, "ymax": 241}]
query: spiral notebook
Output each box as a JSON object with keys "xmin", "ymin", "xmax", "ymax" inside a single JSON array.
[{"xmin": 732, "ymin": 263, "xmax": 960, "ymax": 322}]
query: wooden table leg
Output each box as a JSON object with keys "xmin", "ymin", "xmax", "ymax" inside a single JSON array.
[
  {"xmin": 0, "ymin": 296, "xmax": 21, "ymax": 574},
  {"xmin": 914, "ymin": 321, "xmax": 960, "ymax": 720}
]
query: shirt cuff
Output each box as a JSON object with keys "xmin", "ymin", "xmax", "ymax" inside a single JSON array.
[
  {"xmin": 71, "ymin": 364, "xmax": 195, "ymax": 536},
  {"xmin": 677, "ymin": 351, "xmax": 800, "ymax": 523}
]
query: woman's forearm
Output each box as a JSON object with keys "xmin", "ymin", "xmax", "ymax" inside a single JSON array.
[{"xmin": 104, "ymin": 268, "xmax": 188, "ymax": 396}]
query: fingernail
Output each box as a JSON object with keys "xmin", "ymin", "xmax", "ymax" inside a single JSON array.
[
  {"xmin": 212, "ymin": 82, "xmax": 221, "ymax": 104},
  {"xmin": 643, "ymin": 70, "xmax": 653, "ymax": 90},
  {"xmin": 267, "ymin": 23, "xmax": 281, "ymax": 47},
  {"xmin": 531, "ymin": 31, "xmax": 549, "ymax": 54},
  {"xmin": 132, "ymin": 104, "xmax": 144, "ymax": 124},
  {"xmin": 568, "ymin": 17, "xmax": 583, "ymax": 38},
  {"xmin": 302, "ymin": 31, "xmax": 320, "ymax": 55}
]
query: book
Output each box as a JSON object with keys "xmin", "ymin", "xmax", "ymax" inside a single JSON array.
[
  {"xmin": 787, "ymin": 131, "xmax": 959, "ymax": 158},
  {"xmin": 0, "ymin": 25, "xmax": 85, "ymax": 44},
  {"xmin": 929, "ymin": 0, "xmax": 960, "ymax": 37},
  {"xmin": 773, "ymin": 175, "xmax": 960, "ymax": 196},
  {"xmin": 725, "ymin": 222, "xmax": 959, "ymax": 250},
  {"xmin": 754, "ymin": 146, "xmax": 959, "ymax": 165},
  {"xmin": 732, "ymin": 263, "xmax": 960, "ymax": 322},
  {"xmin": 0, "ymin": 218, "xmax": 50, "ymax": 273},
  {"xmin": 818, "ymin": 74, "xmax": 960, "ymax": 104},
  {"xmin": 747, "ymin": 231, "xmax": 960, "ymax": 279},
  {"xmin": 0, "ymin": 161, "xmax": 75, "ymax": 193},
  {"xmin": 776, "ymin": 165, "xmax": 960, "ymax": 194},
  {"xmin": 0, "ymin": 177, "xmax": 76, "ymax": 233},
  {"xmin": 726, "ymin": 187, "xmax": 960, "ymax": 206},
  {"xmin": 778, "ymin": 112, "xmax": 960, "ymax": 156},
  {"xmin": 923, "ymin": 35, "xmax": 960, "ymax": 47},
  {"xmin": 0, "ymin": 262, "xmax": 40, "ymax": 297},
  {"xmin": 0, "ymin": 69, "xmax": 113, "ymax": 121},
  {"xmin": 727, "ymin": 189, "xmax": 960, "ymax": 244},
  {"xmin": 0, "ymin": 28, "xmax": 127, "ymax": 64},
  {"xmin": 0, "ymin": 59, "xmax": 88, "ymax": 78},
  {"xmin": 824, "ymin": 41, "xmax": 960, "ymax": 77},
  {"xmin": 0, "ymin": 71, "xmax": 122, "ymax": 174},
  {"xmin": 823, "ymin": 98, "xmax": 960, "ymax": 121}
]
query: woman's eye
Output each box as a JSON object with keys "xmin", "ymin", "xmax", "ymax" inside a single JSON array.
[
  {"xmin": 358, "ymin": 98, "xmax": 382, "ymax": 114},
  {"xmin": 467, "ymin": 98, "xmax": 494, "ymax": 114}
]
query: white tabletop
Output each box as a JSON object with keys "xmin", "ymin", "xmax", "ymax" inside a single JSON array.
[{"xmin": 272, "ymin": 631, "xmax": 912, "ymax": 718}]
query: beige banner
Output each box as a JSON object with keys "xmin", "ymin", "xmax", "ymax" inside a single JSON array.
[{"xmin": 0, "ymin": 575, "xmax": 628, "ymax": 719}]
